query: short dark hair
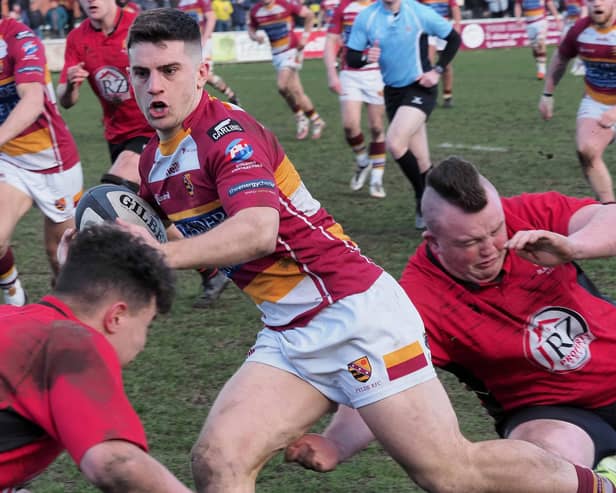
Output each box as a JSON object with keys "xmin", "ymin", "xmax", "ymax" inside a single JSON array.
[
  {"xmin": 426, "ymin": 156, "xmax": 487, "ymax": 213},
  {"xmin": 127, "ymin": 8, "xmax": 201, "ymax": 49},
  {"xmin": 54, "ymin": 223, "xmax": 175, "ymax": 315}
]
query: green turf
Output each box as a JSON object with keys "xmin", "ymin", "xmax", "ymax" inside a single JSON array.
[{"xmin": 20, "ymin": 46, "xmax": 611, "ymax": 491}]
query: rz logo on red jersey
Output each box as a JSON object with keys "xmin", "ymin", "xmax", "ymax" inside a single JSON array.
[
  {"xmin": 523, "ymin": 306, "xmax": 595, "ymax": 373},
  {"xmin": 94, "ymin": 66, "xmax": 131, "ymax": 103}
]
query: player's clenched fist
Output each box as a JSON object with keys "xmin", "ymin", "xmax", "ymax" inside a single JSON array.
[{"xmin": 285, "ymin": 433, "xmax": 340, "ymax": 472}]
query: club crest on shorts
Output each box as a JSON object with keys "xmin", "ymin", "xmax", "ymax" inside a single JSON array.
[
  {"xmin": 54, "ymin": 197, "xmax": 66, "ymax": 211},
  {"xmin": 348, "ymin": 356, "xmax": 372, "ymax": 382}
]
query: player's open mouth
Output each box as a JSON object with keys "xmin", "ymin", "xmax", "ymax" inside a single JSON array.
[{"xmin": 149, "ymin": 101, "xmax": 168, "ymax": 117}]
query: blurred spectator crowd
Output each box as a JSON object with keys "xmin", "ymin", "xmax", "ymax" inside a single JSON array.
[{"xmin": 0, "ymin": 0, "xmax": 567, "ymax": 39}]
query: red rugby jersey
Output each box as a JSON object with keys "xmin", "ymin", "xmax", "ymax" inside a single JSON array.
[
  {"xmin": 400, "ymin": 193, "xmax": 616, "ymax": 415},
  {"xmin": 0, "ymin": 296, "xmax": 146, "ymax": 488},
  {"xmin": 59, "ymin": 8, "xmax": 154, "ymax": 144}
]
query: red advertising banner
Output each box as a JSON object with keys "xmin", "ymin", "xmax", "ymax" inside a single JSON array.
[{"xmin": 295, "ymin": 17, "xmax": 563, "ymax": 59}]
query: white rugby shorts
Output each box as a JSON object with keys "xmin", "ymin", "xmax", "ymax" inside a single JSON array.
[
  {"xmin": 339, "ymin": 69, "xmax": 384, "ymax": 105},
  {"xmin": 246, "ymin": 271, "xmax": 437, "ymax": 408},
  {"xmin": 0, "ymin": 159, "xmax": 83, "ymax": 223},
  {"xmin": 525, "ymin": 18, "xmax": 548, "ymax": 47},
  {"xmin": 577, "ymin": 95, "xmax": 616, "ymax": 133},
  {"xmin": 272, "ymin": 48, "xmax": 303, "ymax": 72}
]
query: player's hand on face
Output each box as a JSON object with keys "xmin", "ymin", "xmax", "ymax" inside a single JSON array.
[
  {"xmin": 284, "ymin": 433, "xmax": 340, "ymax": 472},
  {"xmin": 57, "ymin": 227, "xmax": 77, "ymax": 267},
  {"xmin": 539, "ymin": 94, "xmax": 554, "ymax": 120},
  {"xmin": 67, "ymin": 61, "xmax": 89, "ymax": 87},
  {"xmin": 505, "ymin": 229, "xmax": 575, "ymax": 266}
]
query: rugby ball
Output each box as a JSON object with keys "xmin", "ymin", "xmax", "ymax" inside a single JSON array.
[{"xmin": 75, "ymin": 184, "xmax": 167, "ymax": 243}]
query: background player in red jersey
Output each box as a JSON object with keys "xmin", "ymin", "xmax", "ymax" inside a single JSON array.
[
  {"xmin": 420, "ymin": 0, "xmax": 461, "ymax": 107},
  {"xmin": 324, "ymin": 0, "xmax": 386, "ymax": 198},
  {"xmin": 540, "ymin": 0, "xmax": 616, "ymax": 203},
  {"xmin": 127, "ymin": 9, "xmax": 616, "ymax": 492},
  {"xmin": 288, "ymin": 156, "xmax": 616, "ymax": 477},
  {"xmin": 177, "ymin": 0, "xmax": 241, "ymax": 105},
  {"xmin": 0, "ymin": 222, "xmax": 192, "ymax": 492},
  {"xmin": 248, "ymin": 0, "xmax": 326, "ymax": 140},
  {"xmin": 0, "ymin": 17, "xmax": 83, "ymax": 307},
  {"xmin": 57, "ymin": 0, "xmax": 152, "ymax": 193}
]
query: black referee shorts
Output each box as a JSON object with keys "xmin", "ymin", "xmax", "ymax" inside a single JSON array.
[{"xmin": 384, "ymin": 81, "xmax": 437, "ymax": 122}]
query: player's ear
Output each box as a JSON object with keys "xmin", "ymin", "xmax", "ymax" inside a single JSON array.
[
  {"xmin": 423, "ymin": 230, "xmax": 438, "ymax": 251},
  {"xmin": 103, "ymin": 301, "xmax": 129, "ymax": 335},
  {"xmin": 197, "ymin": 61, "xmax": 209, "ymax": 91}
]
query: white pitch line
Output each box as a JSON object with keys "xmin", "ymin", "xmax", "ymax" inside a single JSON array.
[{"xmin": 438, "ymin": 142, "xmax": 508, "ymax": 153}]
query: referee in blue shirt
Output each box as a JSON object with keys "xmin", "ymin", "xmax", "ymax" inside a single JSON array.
[{"xmin": 346, "ymin": 0, "xmax": 460, "ymax": 229}]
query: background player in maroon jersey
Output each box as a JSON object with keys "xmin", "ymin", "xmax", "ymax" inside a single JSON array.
[
  {"xmin": 324, "ymin": 0, "xmax": 387, "ymax": 198},
  {"xmin": 0, "ymin": 223, "xmax": 192, "ymax": 492},
  {"xmin": 0, "ymin": 17, "xmax": 82, "ymax": 307},
  {"xmin": 288, "ymin": 156, "xmax": 616, "ymax": 478},
  {"xmin": 248, "ymin": 0, "xmax": 326, "ymax": 140},
  {"xmin": 540, "ymin": 0, "xmax": 616, "ymax": 203}
]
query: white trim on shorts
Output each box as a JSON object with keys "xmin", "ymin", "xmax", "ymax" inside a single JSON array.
[
  {"xmin": 246, "ymin": 271, "xmax": 437, "ymax": 408},
  {"xmin": 577, "ymin": 94, "xmax": 616, "ymax": 133},
  {"xmin": 0, "ymin": 159, "xmax": 83, "ymax": 223},
  {"xmin": 272, "ymin": 48, "xmax": 303, "ymax": 72},
  {"xmin": 339, "ymin": 69, "xmax": 384, "ymax": 105}
]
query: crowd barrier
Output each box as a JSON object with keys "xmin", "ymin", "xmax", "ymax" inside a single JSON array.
[{"xmin": 42, "ymin": 16, "xmax": 563, "ymax": 71}]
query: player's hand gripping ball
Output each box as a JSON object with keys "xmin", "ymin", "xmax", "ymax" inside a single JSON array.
[{"xmin": 75, "ymin": 184, "xmax": 168, "ymax": 243}]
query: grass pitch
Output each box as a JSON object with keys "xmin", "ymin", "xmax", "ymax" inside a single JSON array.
[{"xmin": 21, "ymin": 46, "xmax": 613, "ymax": 492}]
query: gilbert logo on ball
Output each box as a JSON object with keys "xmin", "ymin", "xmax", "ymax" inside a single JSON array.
[{"xmin": 76, "ymin": 184, "xmax": 168, "ymax": 243}]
